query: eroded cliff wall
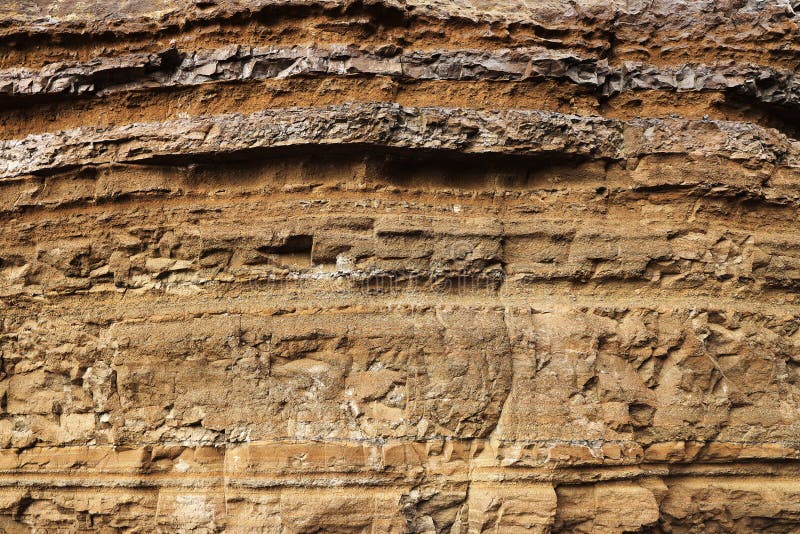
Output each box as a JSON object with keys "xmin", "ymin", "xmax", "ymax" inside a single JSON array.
[{"xmin": 1, "ymin": 1, "xmax": 800, "ymax": 532}]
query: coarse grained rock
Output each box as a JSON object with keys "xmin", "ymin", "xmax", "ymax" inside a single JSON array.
[{"xmin": 1, "ymin": 1, "xmax": 800, "ymax": 532}]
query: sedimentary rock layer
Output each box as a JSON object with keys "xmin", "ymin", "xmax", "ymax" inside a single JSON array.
[
  {"xmin": 1, "ymin": 0, "xmax": 800, "ymax": 532},
  {"xmin": 3, "ymin": 46, "xmax": 799, "ymax": 111},
  {"xmin": 3, "ymin": 104, "xmax": 799, "ymax": 179}
]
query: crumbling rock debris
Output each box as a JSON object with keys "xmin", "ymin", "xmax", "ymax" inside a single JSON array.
[{"xmin": 1, "ymin": 0, "xmax": 800, "ymax": 532}]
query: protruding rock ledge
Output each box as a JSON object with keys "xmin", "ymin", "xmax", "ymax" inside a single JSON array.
[
  {"xmin": 0, "ymin": 103, "xmax": 796, "ymax": 179},
  {"xmin": 0, "ymin": 45, "xmax": 800, "ymax": 121},
  {"xmin": 2, "ymin": 45, "xmax": 799, "ymax": 111}
]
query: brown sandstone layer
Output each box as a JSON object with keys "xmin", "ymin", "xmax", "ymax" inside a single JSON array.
[{"xmin": 1, "ymin": 1, "xmax": 800, "ymax": 532}]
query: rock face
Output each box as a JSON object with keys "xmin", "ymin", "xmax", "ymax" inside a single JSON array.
[{"xmin": 1, "ymin": 1, "xmax": 800, "ymax": 532}]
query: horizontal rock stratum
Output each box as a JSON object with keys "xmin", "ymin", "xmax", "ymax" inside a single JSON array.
[{"xmin": 1, "ymin": 1, "xmax": 800, "ymax": 532}]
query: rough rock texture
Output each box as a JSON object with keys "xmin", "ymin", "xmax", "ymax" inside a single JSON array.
[{"xmin": 1, "ymin": 1, "xmax": 800, "ymax": 532}]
